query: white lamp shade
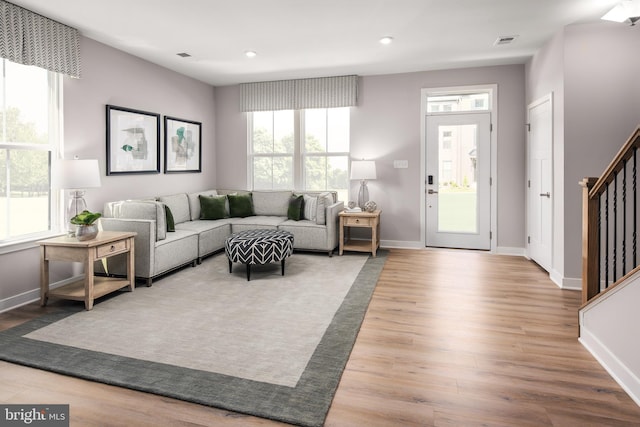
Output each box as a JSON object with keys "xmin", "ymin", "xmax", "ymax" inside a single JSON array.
[
  {"xmin": 58, "ymin": 159, "xmax": 102, "ymax": 190},
  {"xmin": 350, "ymin": 160, "xmax": 377, "ymax": 180},
  {"xmin": 602, "ymin": 0, "xmax": 640, "ymax": 22}
]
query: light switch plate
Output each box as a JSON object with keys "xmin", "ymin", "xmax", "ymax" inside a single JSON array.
[{"xmin": 394, "ymin": 160, "xmax": 408, "ymax": 169}]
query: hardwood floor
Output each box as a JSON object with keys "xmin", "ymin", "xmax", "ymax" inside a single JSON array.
[{"xmin": 1, "ymin": 249, "xmax": 639, "ymax": 426}]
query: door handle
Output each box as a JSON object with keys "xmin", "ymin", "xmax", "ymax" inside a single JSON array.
[
  {"xmin": 428, "ymin": 189, "xmax": 439, "ymax": 194},
  {"xmin": 539, "ymin": 192, "xmax": 550, "ymax": 198}
]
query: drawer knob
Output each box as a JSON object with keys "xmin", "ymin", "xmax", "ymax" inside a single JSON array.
[
  {"xmin": 110, "ymin": 245, "xmax": 115, "ymax": 252},
  {"xmin": 355, "ymin": 219, "xmax": 360, "ymax": 223}
]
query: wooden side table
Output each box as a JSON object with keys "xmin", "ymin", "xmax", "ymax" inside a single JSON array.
[
  {"xmin": 39, "ymin": 231, "xmax": 136, "ymax": 310},
  {"xmin": 339, "ymin": 210, "xmax": 381, "ymax": 257}
]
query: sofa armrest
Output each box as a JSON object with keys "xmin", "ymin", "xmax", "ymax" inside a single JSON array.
[
  {"xmin": 99, "ymin": 218, "xmax": 155, "ymax": 278},
  {"xmin": 103, "ymin": 200, "xmax": 167, "ymax": 240},
  {"xmin": 325, "ymin": 201, "xmax": 344, "ymax": 249}
]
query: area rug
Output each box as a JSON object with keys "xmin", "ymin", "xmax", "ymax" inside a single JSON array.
[{"xmin": 0, "ymin": 250, "xmax": 387, "ymax": 427}]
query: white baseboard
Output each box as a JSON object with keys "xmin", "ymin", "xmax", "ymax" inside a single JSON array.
[
  {"xmin": 0, "ymin": 275, "xmax": 83, "ymax": 314},
  {"xmin": 380, "ymin": 240, "xmax": 423, "ymax": 250},
  {"xmin": 495, "ymin": 246, "xmax": 526, "ymax": 256},
  {"xmin": 380, "ymin": 242, "xmax": 528, "ymax": 256},
  {"xmin": 559, "ymin": 275, "xmax": 581, "ymax": 290},
  {"xmin": 579, "ymin": 328, "xmax": 640, "ymax": 407}
]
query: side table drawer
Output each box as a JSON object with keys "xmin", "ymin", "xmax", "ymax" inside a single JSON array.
[
  {"xmin": 96, "ymin": 239, "xmax": 128, "ymax": 258},
  {"xmin": 344, "ymin": 216, "xmax": 373, "ymax": 227}
]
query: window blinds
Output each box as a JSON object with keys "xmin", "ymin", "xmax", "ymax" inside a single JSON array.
[
  {"xmin": 0, "ymin": 0, "xmax": 81, "ymax": 78},
  {"xmin": 240, "ymin": 75, "xmax": 358, "ymax": 112}
]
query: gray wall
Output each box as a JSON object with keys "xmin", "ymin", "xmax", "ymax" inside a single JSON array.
[
  {"xmin": 215, "ymin": 64, "xmax": 527, "ymax": 249},
  {"xmin": 525, "ymin": 30, "xmax": 566, "ymax": 281},
  {"xmin": 526, "ymin": 21, "xmax": 640, "ymax": 282},
  {"xmin": 0, "ymin": 36, "xmax": 216, "ymax": 310},
  {"xmin": 563, "ymin": 22, "xmax": 640, "ymax": 279}
]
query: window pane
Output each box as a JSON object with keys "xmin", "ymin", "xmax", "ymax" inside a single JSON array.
[
  {"xmin": 252, "ymin": 110, "xmax": 293, "ymax": 155},
  {"xmin": 1, "ymin": 62, "xmax": 49, "ymax": 144},
  {"xmin": 0, "ymin": 149, "xmax": 50, "ymax": 239},
  {"xmin": 304, "ymin": 156, "xmax": 326, "ymax": 191},
  {"xmin": 272, "ymin": 156, "xmax": 293, "ymax": 189},
  {"xmin": 304, "ymin": 109, "xmax": 327, "ymax": 153},
  {"xmin": 327, "ymin": 108, "xmax": 350, "ymax": 152},
  {"xmin": 252, "ymin": 156, "xmax": 272, "ymax": 189},
  {"xmin": 252, "ymin": 156, "xmax": 293, "ymax": 190},
  {"xmin": 327, "ymin": 156, "xmax": 348, "ymax": 191},
  {"xmin": 427, "ymin": 92, "xmax": 490, "ymax": 113},
  {"xmin": 252, "ymin": 111, "xmax": 274, "ymax": 154},
  {"xmin": 304, "ymin": 155, "xmax": 348, "ymax": 193},
  {"xmin": 273, "ymin": 110, "xmax": 294, "ymax": 153}
]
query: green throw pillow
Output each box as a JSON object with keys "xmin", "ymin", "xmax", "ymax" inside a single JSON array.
[
  {"xmin": 227, "ymin": 193, "xmax": 254, "ymax": 218},
  {"xmin": 199, "ymin": 195, "xmax": 227, "ymax": 220},
  {"xmin": 287, "ymin": 195, "xmax": 304, "ymax": 221},
  {"xmin": 164, "ymin": 204, "xmax": 175, "ymax": 232}
]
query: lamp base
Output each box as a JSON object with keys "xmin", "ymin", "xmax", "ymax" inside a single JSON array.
[
  {"xmin": 67, "ymin": 190, "xmax": 88, "ymax": 236},
  {"xmin": 358, "ymin": 180, "xmax": 369, "ymax": 209}
]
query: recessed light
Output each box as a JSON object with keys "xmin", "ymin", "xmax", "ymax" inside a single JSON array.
[
  {"xmin": 379, "ymin": 36, "xmax": 393, "ymax": 45},
  {"xmin": 245, "ymin": 51, "xmax": 257, "ymax": 58}
]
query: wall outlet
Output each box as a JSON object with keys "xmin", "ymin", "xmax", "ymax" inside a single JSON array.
[{"xmin": 394, "ymin": 160, "xmax": 409, "ymax": 169}]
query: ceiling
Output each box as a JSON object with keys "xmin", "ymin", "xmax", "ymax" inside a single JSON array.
[{"xmin": 9, "ymin": 0, "xmax": 621, "ymax": 86}]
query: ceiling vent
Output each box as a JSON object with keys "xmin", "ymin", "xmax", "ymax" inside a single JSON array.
[
  {"xmin": 176, "ymin": 52, "xmax": 192, "ymax": 58},
  {"xmin": 493, "ymin": 35, "xmax": 518, "ymax": 46}
]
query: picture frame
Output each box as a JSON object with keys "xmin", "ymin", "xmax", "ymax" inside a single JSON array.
[
  {"xmin": 164, "ymin": 116, "xmax": 202, "ymax": 173},
  {"xmin": 106, "ymin": 105, "xmax": 160, "ymax": 175}
]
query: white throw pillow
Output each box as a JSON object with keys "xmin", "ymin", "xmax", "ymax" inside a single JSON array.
[{"xmin": 303, "ymin": 194, "xmax": 317, "ymax": 222}]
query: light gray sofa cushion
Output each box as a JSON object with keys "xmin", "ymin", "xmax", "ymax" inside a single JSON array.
[
  {"xmin": 230, "ymin": 215, "xmax": 287, "ymax": 233},
  {"xmin": 158, "ymin": 193, "xmax": 191, "ymax": 225},
  {"xmin": 252, "ymin": 190, "xmax": 292, "ymax": 216},
  {"xmin": 187, "ymin": 189, "xmax": 218, "ymax": 221}
]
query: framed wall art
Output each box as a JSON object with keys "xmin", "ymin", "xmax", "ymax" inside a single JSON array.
[
  {"xmin": 106, "ymin": 105, "xmax": 160, "ymax": 175},
  {"xmin": 164, "ymin": 116, "xmax": 202, "ymax": 173}
]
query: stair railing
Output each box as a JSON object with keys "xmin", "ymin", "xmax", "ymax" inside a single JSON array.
[{"xmin": 581, "ymin": 127, "xmax": 640, "ymax": 305}]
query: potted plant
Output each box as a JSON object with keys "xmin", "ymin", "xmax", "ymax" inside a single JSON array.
[{"xmin": 70, "ymin": 210, "xmax": 101, "ymax": 241}]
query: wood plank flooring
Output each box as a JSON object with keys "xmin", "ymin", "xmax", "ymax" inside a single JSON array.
[{"xmin": 1, "ymin": 248, "xmax": 639, "ymax": 426}]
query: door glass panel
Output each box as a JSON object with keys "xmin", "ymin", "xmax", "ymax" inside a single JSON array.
[{"xmin": 438, "ymin": 124, "xmax": 478, "ymax": 233}]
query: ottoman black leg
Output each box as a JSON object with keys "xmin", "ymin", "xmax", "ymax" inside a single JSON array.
[
  {"xmin": 246, "ymin": 264, "xmax": 251, "ymax": 281},
  {"xmin": 228, "ymin": 259, "xmax": 232, "ymax": 273},
  {"xmin": 281, "ymin": 259, "xmax": 285, "ymax": 276}
]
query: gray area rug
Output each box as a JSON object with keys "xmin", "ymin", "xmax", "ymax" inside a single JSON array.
[{"xmin": 0, "ymin": 250, "xmax": 387, "ymax": 427}]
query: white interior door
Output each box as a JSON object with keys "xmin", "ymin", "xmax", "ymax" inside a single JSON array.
[
  {"xmin": 426, "ymin": 113, "xmax": 491, "ymax": 250},
  {"xmin": 527, "ymin": 95, "xmax": 553, "ymax": 271}
]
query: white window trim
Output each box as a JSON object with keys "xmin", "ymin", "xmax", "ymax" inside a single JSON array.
[
  {"xmin": 0, "ymin": 66, "xmax": 63, "ymax": 253},
  {"xmin": 247, "ymin": 109, "xmax": 350, "ymax": 193}
]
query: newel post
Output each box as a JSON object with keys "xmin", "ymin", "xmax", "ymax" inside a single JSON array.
[{"xmin": 581, "ymin": 177, "xmax": 599, "ymax": 305}]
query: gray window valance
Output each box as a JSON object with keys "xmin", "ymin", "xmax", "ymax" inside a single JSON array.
[
  {"xmin": 0, "ymin": 0, "xmax": 81, "ymax": 78},
  {"xmin": 240, "ymin": 75, "xmax": 358, "ymax": 112}
]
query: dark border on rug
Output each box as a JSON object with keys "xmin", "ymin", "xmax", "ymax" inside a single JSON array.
[{"xmin": 0, "ymin": 251, "xmax": 387, "ymax": 427}]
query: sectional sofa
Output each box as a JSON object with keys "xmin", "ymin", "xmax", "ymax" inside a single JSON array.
[{"xmin": 98, "ymin": 189, "xmax": 343, "ymax": 285}]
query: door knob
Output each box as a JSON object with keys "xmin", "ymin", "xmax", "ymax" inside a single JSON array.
[
  {"xmin": 539, "ymin": 192, "xmax": 550, "ymax": 198},
  {"xmin": 428, "ymin": 189, "xmax": 438, "ymax": 194}
]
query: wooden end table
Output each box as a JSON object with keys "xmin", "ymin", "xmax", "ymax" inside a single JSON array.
[
  {"xmin": 339, "ymin": 209, "xmax": 381, "ymax": 257},
  {"xmin": 39, "ymin": 231, "xmax": 136, "ymax": 310}
]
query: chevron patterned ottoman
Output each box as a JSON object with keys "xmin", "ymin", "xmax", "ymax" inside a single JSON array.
[{"xmin": 224, "ymin": 229, "xmax": 294, "ymax": 281}]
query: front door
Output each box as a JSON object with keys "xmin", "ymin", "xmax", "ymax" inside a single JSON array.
[{"xmin": 426, "ymin": 113, "xmax": 491, "ymax": 250}]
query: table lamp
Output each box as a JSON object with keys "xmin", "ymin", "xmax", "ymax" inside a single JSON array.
[
  {"xmin": 350, "ymin": 160, "xmax": 376, "ymax": 208},
  {"xmin": 59, "ymin": 157, "xmax": 102, "ymax": 235}
]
